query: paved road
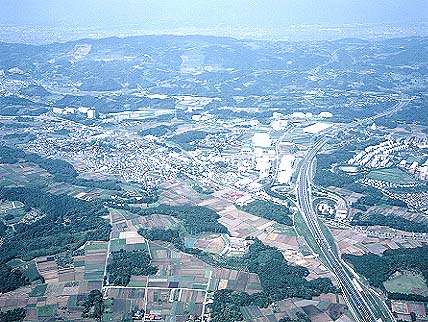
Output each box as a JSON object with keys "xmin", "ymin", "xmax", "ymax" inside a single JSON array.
[{"xmin": 295, "ymin": 98, "xmax": 411, "ymax": 322}]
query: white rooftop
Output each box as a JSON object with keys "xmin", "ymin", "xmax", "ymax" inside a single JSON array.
[{"xmin": 303, "ymin": 122, "xmax": 333, "ymax": 134}]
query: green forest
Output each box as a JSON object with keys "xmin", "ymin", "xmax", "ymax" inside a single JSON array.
[
  {"xmin": 238, "ymin": 200, "xmax": 293, "ymax": 226},
  {"xmin": 170, "ymin": 130, "xmax": 209, "ymax": 151},
  {"xmin": 107, "ymin": 249, "xmax": 158, "ymax": 286},
  {"xmin": 0, "ymin": 263, "xmax": 29, "ymax": 294},
  {"xmin": 81, "ymin": 290, "xmax": 104, "ymax": 321},
  {"xmin": 138, "ymin": 228, "xmax": 185, "ymax": 250}
]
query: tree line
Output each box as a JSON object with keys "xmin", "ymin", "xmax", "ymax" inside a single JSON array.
[
  {"xmin": 138, "ymin": 228, "xmax": 185, "ymax": 250},
  {"xmin": 351, "ymin": 212, "xmax": 428, "ymax": 233}
]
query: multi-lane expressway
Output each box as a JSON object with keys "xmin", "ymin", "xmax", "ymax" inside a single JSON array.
[
  {"xmin": 295, "ymin": 98, "xmax": 411, "ymax": 322},
  {"xmin": 297, "ymin": 138, "xmax": 380, "ymax": 322}
]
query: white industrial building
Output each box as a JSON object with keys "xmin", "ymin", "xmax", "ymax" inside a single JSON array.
[
  {"xmin": 277, "ymin": 155, "xmax": 295, "ymax": 184},
  {"xmin": 319, "ymin": 112, "xmax": 333, "ymax": 118},
  {"xmin": 256, "ymin": 157, "xmax": 271, "ymax": 179},
  {"xmin": 252, "ymin": 133, "xmax": 272, "ymax": 148},
  {"xmin": 292, "ymin": 112, "xmax": 306, "ymax": 119},
  {"xmin": 87, "ymin": 109, "xmax": 96, "ymax": 119},
  {"xmin": 271, "ymin": 119, "xmax": 288, "ymax": 131},
  {"xmin": 303, "ymin": 122, "xmax": 333, "ymax": 134}
]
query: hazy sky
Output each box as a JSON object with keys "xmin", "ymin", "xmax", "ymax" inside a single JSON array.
[{"xmin": 1, "ymin": 0, "xmax": 427, "ymax": 27}]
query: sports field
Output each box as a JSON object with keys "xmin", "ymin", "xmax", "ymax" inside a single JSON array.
[
  {"xmin": 367, "ymin": 167, "xmax": 416, "ymax": 184},
  {"xmin": 383, "ymin": 272, "xmax": 428, "ymax": 295}
]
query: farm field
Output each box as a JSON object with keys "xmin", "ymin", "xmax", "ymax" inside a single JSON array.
[
  {"xmin": 367, "ymin": 167, "xmax": 417, "ymax": 184},
  {"xmin": 331, "ymin": 227, "xmax": 428, "ymax": 256},
  {"xmin": 0, "ymin": 240, "xmax": 109, "ymax": 320},
  {"xmin": 103, "ymin": 288, "xmax": 146, "ymax": 321},
  {"xmin": 0, "ymin": 163, "xmax": 49, "ymax": 187},
  {"xmin": 240, "ymin": 296, "xmax": 349, "ymax": 322}
]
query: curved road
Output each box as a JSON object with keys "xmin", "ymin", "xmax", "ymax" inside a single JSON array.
[{"xmin": 295, "ymin": 98, "xmax": 411, "ymax": 322}]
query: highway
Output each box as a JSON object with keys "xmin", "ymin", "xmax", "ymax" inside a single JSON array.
[
  {"xmin": 297, "ymin": 138, "xmax": 379, "ymax": 322},
  {"xmin": 295, "ymin": 98, "xmax": 411, "ymax": 322}
]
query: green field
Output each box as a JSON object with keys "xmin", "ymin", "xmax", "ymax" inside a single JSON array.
[
  {"xmin": 383, "ymin": 272, "xmax": 428, "ymax": 294},
  {"xmin": 22, "ymin": 265, "xmax": 42, "ymax": 282},
  {"xmin": 37, "ymin": 305, "xmax": 55, "ymax": 317},
  {"xmin": 367, "ymin": 168, "xmax": 416, "ymax": 184},
  {"xmin": 320, "ymin": 221, "xmax": 339, "ymax": 256},
  {"xmin": 85, "ymin": 243, "xmax": 108, "ymax": 250},
  {"xmin": 29, "ymin": 284, "xmax": 47, "ymax": 297},
  {"xmin": 294, "ymin": 211, "xmax": 321, "ymax": 256},
  {"xmin": 84, "ymin": 271, "xmax": 105, "ymax": 280}
]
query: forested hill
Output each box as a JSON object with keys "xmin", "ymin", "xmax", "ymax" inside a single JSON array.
[
  {"xmin": 0, "ymin": 186, "xmax": 111, "ymax": 263},
  {"xmin": 0, "ymin": 145, "xmax": 122, "ymax": 191}
]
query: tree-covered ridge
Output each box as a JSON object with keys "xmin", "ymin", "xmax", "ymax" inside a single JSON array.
[
  {"xmin": 138, "ymin": 125, "xmax": 178, "ymax": 137},
  {"xmin": 0, "ymin": 263, "xmax": 29, "ymax": 294},
  {"xmin": 343, "ymin": 246, "xmax": 428, "ymax": 289},
  {"xmin": 245, "ymin": 240, "xmax": 337, "ymax": 300},
  {"xmin": 238, "ymin": 200, "xmax": 293, "ymax": 226},
  {"xmin": 107, "ymin": 249, "xmax": 158, "ymax": 286},
  {"xmin": 81, "ymin": 290, "xmax": 104, "ymax": 321},
  {"xmin": 351, "ymin": 212, "xmax": 428, "ymax": 233},
  {"xmin": 170, "ymin": 130, "xmax": 209, "ymax": 151},
  {"xmin": 136, "ymin": 205, "xmax": 228, "ymax": 234},
  {"xmin": 0, "ymin": 187, "xmax": 111, "ymax": 263},
  {"xmin": 0, "ymin": 145, "xmax": 121, "ymax": 191},
  {"xmin": 210, "ymin": 240, "xmax": 338, "ymax": 321},
  {"xmin": 279, "ymin": 312, "xmax": 311, "ymax": 322}
]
